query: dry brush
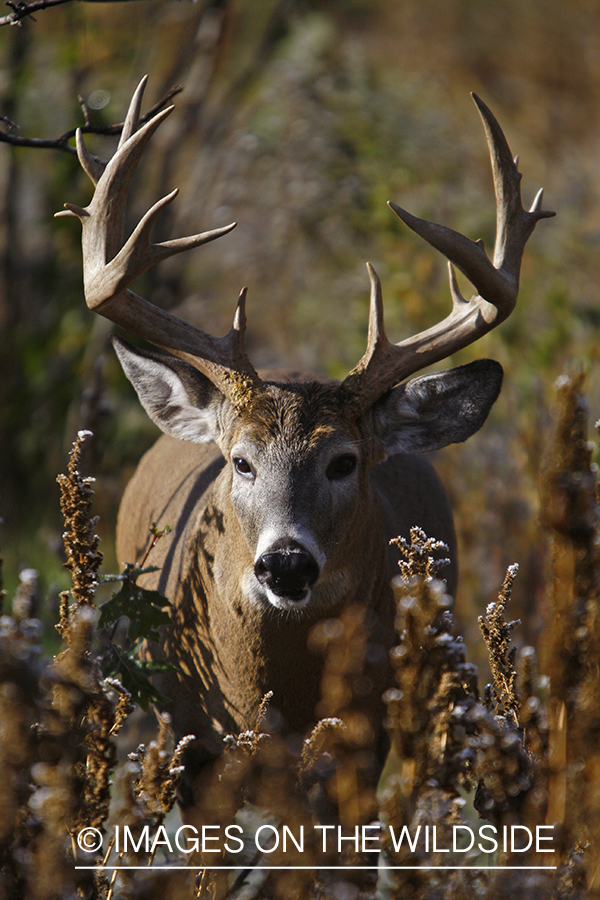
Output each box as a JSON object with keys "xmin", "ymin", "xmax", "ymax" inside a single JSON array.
[{"xmin": 1, "ymin": 375, "xmax": 600, "ymax": 898}]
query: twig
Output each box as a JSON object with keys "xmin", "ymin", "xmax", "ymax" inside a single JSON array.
[
  {"xmin": 0, "ymin": 0, "xmax": 149, "ymax": 28},
  {"xmin": 0, "ymin": 83, "xmax": 183, "ymax": 154},
  {"xmin": 139, "ymin": 522, "xmax": 172, "ymax": 569},
  {"xmin": 0, "ymin": 0, "xmax": 71, "ymax": 27}
]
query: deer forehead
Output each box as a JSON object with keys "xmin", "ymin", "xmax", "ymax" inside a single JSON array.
[{"xmin": 224, "ymin": 381, "xmax": 369, "ymax": 457}]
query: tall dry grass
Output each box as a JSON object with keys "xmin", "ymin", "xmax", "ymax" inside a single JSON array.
[{"xmin": 1, "ymin": 375, "xmax": 600, "ymax": 899}]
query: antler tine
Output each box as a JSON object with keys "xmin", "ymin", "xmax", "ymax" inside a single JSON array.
[
  {"xmin": 472, "ymin": 93, "xmax": 555, "ymax": 277},
  {"xmin": 346, "ymin": 263, "xmax": 391, "ymax": 383},
  {"xmin": 56, "ymin": 78, "xmax": 262, "ymax": 407},
  {"xmin": 74, "ymin": 128, "xmax": 106, "ymax": 186},
  {"xmin": 85, "ymin": 186, "xmax": 238, "ymax": 305},
  {"xmin": 118, "ymin": 74, "xmax": 147, "ymax": 149},
  {"xmin": 343, "ymin": 95, "xmax": 555, "ymax": 410},
  {"xmin": 64, "ymin": 103, "xmax": 176, "ymax": 267}
]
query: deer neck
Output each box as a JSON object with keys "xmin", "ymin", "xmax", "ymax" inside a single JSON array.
[{"xmin": 184, "ymin": 471, "xmax": 392, "ymax": 732}]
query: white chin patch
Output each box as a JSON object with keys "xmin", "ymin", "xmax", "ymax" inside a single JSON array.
[
  {"xmin": 265, "ymin": 587, "xmax": 311, "ymax": 611},
  {"xmin": 241, "ymin": 572, "xmax": 311, "ymax": 612}
]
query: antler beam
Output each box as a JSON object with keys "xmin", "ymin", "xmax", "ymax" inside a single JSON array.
[
  {"xmin": 56, "ymin": 76, "xmax": 262, "ymax": 402},
  {"xmin": 343, "ymin": 93, "xmax": 555, "ymax": 409}
]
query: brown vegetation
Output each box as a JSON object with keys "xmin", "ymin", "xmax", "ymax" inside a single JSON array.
[{"xmin": 1, "ymin": 375, "xmax": 600, "ymax": 899}]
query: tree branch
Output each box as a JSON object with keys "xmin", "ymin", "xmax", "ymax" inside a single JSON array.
[
  {"xmin": 0, "ymin": 0, "xmax": 151, "ymax": 28},
  {"xmin": 1, "ymin": 0, "xmax": 68, "ymax": 27},
  {"xmin": 0, "ymin": 84, "xmax": 183, "ymax": 155}
]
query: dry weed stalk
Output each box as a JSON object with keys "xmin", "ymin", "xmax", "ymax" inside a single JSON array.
[
  {"xmin": 54, "ymin": 433, "xmax": 133, "ymax": 838},
  {"xmin": 479, "ymin": 563, "xmax": 521, "ymax": 722},
  {"xmin": 195, "ymin": 692, "xmax": 318, "ymax": 900},
  {"xmin": 379, "ymin": 528, "xmax": 554, "ymax": 898},
  {"xmin": 129, "ymin": 711, "xmax": 194, "ymax": 828},
  {"xmin": 541, "ymin": 369, "xmax": 600, "ymax": 890},
  {"xmin": 380, "ymin": 529, "xmax": 476, "ymax": 893},
  {"xmin": 56, "ymin": 429, "xmax": 103, "ymax": 607}
]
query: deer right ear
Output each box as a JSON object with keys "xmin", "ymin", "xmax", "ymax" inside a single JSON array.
[
  {"xmin": 112, "ymin": 336, "xmax": 224, "ymax": 444},
  {"xmin": 373, "ymin": 358, "xmax": 503, "ymax": 454}
]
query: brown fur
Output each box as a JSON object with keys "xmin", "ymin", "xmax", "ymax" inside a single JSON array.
[{"xmin": 116, "ymin": 377, "xmax": 457, "ymax": 807}]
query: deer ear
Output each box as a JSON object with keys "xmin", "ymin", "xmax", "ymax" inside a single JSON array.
[
  {"xmin": 373, "ymin": 359, "xmax": 503, "ymax": 454},
  {"xmin": 112, "ymin": 335, "xmax": 224, "ymax": 444}
]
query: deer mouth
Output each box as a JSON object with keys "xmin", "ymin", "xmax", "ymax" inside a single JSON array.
[{"xmin": 269, "ymin": 585, "xmax": 309, "ymax": 603}]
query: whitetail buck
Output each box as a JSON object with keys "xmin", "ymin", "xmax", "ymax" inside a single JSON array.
[{"xmin": 57, "ymin": 78, "xmax": 553, "ymax": 810}]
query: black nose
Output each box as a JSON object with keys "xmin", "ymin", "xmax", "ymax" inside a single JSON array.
[{"xmin": 254, "ymin": 542, "xmax": 320, "ymax": 600}]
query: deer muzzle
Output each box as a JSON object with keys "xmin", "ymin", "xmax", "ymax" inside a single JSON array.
[{"xmin": 254, "ymin": 541, "xmax": 320, "ymax": 602}]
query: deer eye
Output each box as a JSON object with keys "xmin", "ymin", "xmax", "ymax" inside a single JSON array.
[
  {"xmin": 326, "ymin": 454, "xmax": 357, "ymax": 481},
  {"xmin": 233, "ymin": 456, "xmax": 253, "ymax": 477}
]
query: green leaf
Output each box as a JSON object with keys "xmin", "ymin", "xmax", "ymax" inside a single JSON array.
[
  {"xmin": 98, "ymin": 561, "xmax": 175, "ymax": 709},
  {"xmin": 102, "ymin": 642, "xmax": 172, "ymax": 711},
  {"xmin": 98, "ymin": 570, "xmax": 171, "ymax": 643}
]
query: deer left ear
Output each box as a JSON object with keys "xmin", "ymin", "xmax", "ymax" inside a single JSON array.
[{"xmin": 373, "ymin": 358, "xmax": 503, "ymax": 454}]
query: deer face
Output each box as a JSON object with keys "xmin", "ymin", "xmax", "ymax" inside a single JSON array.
[
  {"xmin": 114, "ymin": 337, "xmax": 503, "ymax": 613},
  {"xmin": 223, "ymin": 383, "xmax": 373, "ymax": 611}
]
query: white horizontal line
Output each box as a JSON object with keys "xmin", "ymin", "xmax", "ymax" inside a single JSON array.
[{"xmin": 75, "ymin": 865, "xmax": 558, "ymax": 871}]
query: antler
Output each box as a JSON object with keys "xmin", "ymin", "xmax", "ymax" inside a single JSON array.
[
  {"xmin": 59, "ymin": 83, "xmax": 553, "ymax": 416},
  {"xmin": 342, "ymin": 93, "xmax": 555, "ymax": 410},
  {"xmin": 56, "ymin": 76, "xmax": 262, "ymax": 406}
]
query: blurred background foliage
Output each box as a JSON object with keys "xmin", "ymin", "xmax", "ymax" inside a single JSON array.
[{"xmin": 2, "ymin": 0, "xmax": 600, "ymax": 664}]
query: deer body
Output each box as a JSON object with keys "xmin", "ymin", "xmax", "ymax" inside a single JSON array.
[
  {"xmin": 58, "ymin": 77, "xmax": 553, "ymax": 811},
  {"xmin": 115, "ymin": 371, "xmax": 461, "ymax": 801},
  {"xmin": 117, "ymin": 424, "xmax": 457, "ymax": 774}
]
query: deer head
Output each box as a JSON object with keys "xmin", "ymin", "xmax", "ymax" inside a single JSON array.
[{"xmin": 57, "ymin": 77, "xmax": 553, "ymax": 612}]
